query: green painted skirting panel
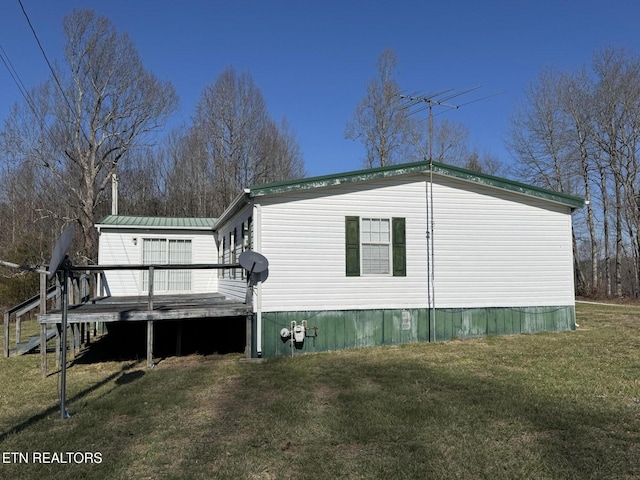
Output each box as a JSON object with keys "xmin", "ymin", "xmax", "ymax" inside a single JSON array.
[{"xmin": 257, "ymin": 306, "xmax": 575, "ymax": 358}]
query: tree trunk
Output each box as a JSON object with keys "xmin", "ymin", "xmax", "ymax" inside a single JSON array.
[
  {"xmin": 598, "ymin": 163, "xmax": 611, "ymax": 297},
  {"xmin": 615, "ymin": 178, "xmax": 623, "ymax": 297}
]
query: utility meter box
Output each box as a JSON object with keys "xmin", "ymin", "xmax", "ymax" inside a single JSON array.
[{"xmin": 293, "ymin": 324, "xmax": 305, "ymax": 343}]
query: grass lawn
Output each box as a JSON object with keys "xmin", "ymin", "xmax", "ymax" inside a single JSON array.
[{"xmin": 1, "ymin": 302, "xmax": 639, "ymax": 479}]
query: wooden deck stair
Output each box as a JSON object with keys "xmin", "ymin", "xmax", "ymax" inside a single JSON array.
[{"xmin": 11, "ymin": 326, "xmax": 57, "ymax": 357}]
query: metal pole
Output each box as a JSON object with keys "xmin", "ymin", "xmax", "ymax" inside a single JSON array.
[
  {"xmin": 40, "ymin": 272, "xmax": 47, "ymax": 376},
  {"xmin": 60, "ymin": 262, "xmax": 69, "ymax": 419}
]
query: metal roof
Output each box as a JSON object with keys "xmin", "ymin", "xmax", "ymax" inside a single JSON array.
[
  {"xmin": 96, "ymin": 215, "xmax": 216, "ymax": 230},
  {"xmin": 249, "ymin": 160, "xmax": 585, "ymax": 209}
]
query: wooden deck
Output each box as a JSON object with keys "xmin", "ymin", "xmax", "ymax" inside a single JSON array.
[
  {"xmin": 38, "ymin": 293, "xmax": 251, "ymax": 324},
  {"xmin": 3, "ymin": 265, "xmax": 254, "ymax": 373},
  {"xmin": 36, "ymin": 292, "xmax": 252, "ymax": 370}
]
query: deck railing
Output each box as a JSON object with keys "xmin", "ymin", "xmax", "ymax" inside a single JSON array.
[{"xmin": 74, "ymin": 263, "xmax": 243, "ymax": 310}]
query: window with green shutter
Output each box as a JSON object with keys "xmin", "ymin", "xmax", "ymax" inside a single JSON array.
[{"xmin": 345, "ymin": 216, "xmax": 406, "ymax": 277}]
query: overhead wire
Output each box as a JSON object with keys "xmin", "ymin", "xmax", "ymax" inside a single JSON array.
[
  {"xmin": 11, "ymin": 0, "xmax": 94, "ymax": 160},
  {"xmin": 0, "ymin": 37, "xmax": 63, "ymax": 162},
  {"xmin": 0, "ymin": 42, "xmax": 37, "ymax": 115},
  {"xmin": 17, "ymin": 0, "xmax": 75, "ymax": 116}
]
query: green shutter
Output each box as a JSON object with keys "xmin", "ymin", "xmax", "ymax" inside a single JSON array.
[
  {"xmin": 392, "ymin": 217, "xmax": 406, "ymax": 277},
  {"xmin": 345, "ymin": 216, "xmax": 360, "ymax": 276}
]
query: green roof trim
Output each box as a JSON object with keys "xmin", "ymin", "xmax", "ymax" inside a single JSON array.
[
  {"xmin": 97, "ymin": 215, "xmax": 217, "ymax": 229},
  {"xmin": 249, "ymin": 160, "xmax": 585, "ymax": 209},
  {"xmin": 430, "ymin": 162, "xmax": 585, "ymax": 208}
]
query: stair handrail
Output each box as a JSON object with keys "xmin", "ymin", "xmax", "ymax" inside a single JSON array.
[{"xmin": 3, "ymin": 285, "xmax": 57, "ymax": 357}]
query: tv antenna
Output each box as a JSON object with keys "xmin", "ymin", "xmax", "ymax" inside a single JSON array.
[{"xmin": 398, "ymin": 86, "xmax": 505, "ymax": 163}]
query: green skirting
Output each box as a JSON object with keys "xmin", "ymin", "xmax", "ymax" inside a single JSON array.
[{"xmin": 256, "ymin": 305, "xmax": 575, "ymax": 358}]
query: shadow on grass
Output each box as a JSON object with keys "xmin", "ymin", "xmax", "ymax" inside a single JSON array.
[
  {"xmin": 317, "ymin": 356, "xmax": 639, "ymax": 479},
  {"xmin": 192, "ymin": 353, "xmax": 639, "ymax": 479},
  {"xmin": 0, "ymin": 361, "xmax": 142, "ymax": 444},
  {"xmin": 2, "ymin": 341, "xmax": 636, "ymax": 479}
]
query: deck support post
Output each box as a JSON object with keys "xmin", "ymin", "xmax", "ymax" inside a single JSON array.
[
  {"xmin": 40, "ymin": 324, "xmax": 47, "ymax": 376},
  {"xmin": 40, "ymin": 271, "xmax": 47, "ymax": 374},
  {"xmin": 245, "ymin": 314, "xmax": 253, "ymax": 358},
  {"xmin": 147, "ymin": 320, "xmax": 154, "ymax": 368},
  {"xmin": 68, "ymin": 324, "xmax": 75, "ymax": 358},
  {"xmin": 74, "ymin": 324, "xmax": 81, "ymax": 355},
  {"xmin": 148, "ymin": 267, "xmax": 154, "ymax": 311},
  {"xmin": 15, "ymin": 315, "xmax": 21, "ymax": 345},
  {"xmin": 55, "ymin": 324, "xmax": 61, "ymax": 367},
  {"xmin": 3, "ymin": 312, "xmax": 9, "ymax": 358}
]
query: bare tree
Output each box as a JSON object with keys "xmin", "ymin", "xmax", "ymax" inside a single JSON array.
[
  {"xmin": 0, "ymin": 10, "xmax": 177, "ymax": 262},
  {"xmin": 116, "ymin": 147, "xmax": 166, "ymax": 216},
  {"xmin": 507, "ymin": 47, "xmax": 640, "ymax": 298},
  {"xmin": 591, "ymin": 47, "xmax": 640, "ymax": 297},
  {"xmin": 561, "ymin": 70, "xmax": 600, "ymax": 295},
  {"xmin": 163, "ymin": 127, "xmax": 217, "ymax": 217},
  {"xmin": 256, "ymin": 117, "xmax": 305, "ymax": 184},
  {"xmin": 507, "ymin": 67, "xmax": 588, "ymax": 294},
  {"xmin": 418, "ymin": 118, "xmax": 470, "ymax": 164},
  {"xmin": 507, "ymin": 68, "xmax": 577, "ymax": 192},
  {"xmin": 345, "ymin": 49, "xmax": 419, "ymax": 168},
  {"xmin": 173, "ymin": 67, "xmax": 305, "ymax": 215}
]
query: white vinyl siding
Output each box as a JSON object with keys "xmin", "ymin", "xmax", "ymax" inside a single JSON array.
[
  {"xmin": 97, "ymin": 229, "xmax": 217, "ymax": 296},
  {"xmin": 250, "ymin": 172, "xmax": 575, "ymax": 313},
  {"xmin": 431, "ymin": 176, "xmax": 574, "ymax": 308},
  {"xmin": 256, "ymin": 175, "xmax": 429, "ymax": 312},
  {"xmin": 216, "ymin": 205, "xmax": 254, "ymax": 302}
]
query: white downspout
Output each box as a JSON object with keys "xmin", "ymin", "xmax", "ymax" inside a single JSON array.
[{"xmin": 253, "ymin": 202, "xmax": 263, "ymax": 357}]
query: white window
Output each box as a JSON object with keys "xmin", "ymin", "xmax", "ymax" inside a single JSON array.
[
  {"xmin": 361, "ymin": 218, "xmax": 391, "ymax": 275},
  {"xmin": 142, "ymin": 238, "xmax": 192, "ymax": 292}
]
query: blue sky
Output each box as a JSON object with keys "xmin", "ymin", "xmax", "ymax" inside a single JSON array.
[{"xmin": 1, "ymin": 0, "xmax": 639, "ymax": 177}]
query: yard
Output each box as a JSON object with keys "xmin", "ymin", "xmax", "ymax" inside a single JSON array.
[{"xmin": 0, "ymin": 302, "xmax": 639, "ymax": 479}]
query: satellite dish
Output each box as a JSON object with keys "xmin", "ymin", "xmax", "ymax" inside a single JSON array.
[
  {"xmin": 48, "ymin": 225, "xmax": 75, "ymax": 279},
  {"xmin": 238, "ymin": 250, "xmax": 269, "ymax": 274}
]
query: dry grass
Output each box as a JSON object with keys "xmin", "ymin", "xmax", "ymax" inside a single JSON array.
[{"xmin": 0, "ymin": 302, "xmax": 639, "ymax": 479}]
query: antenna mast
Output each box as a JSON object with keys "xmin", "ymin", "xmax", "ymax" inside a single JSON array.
[{"xmin": 397, "ymin": 86, "xmax": 503, "ymax": 342}]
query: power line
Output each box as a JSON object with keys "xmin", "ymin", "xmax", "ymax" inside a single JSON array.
[
  {"xmin": 18, "ymin": 0, "xmax": 75, "ymax": 115},
  {"xmin": 17, "ymin": 0, "xmax": 94, "ymax": 153},
  {"xmin": 0, "ymin": 42, "xmax": 37, "ymax": 114}
]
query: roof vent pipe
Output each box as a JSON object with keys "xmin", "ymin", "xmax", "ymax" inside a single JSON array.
[{"xmin": 111, "ymin": 173, "xmax": 118, "ymax": 216}]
